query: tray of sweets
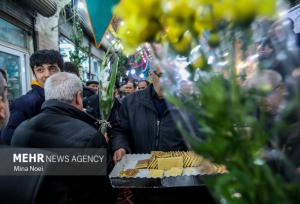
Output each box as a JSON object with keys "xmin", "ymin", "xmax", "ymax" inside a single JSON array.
[{"xmin": 109, "ymin": 151, "xmax": 227, "ymax": 188}]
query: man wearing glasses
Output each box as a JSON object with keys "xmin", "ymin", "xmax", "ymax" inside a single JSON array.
[{"xmin": 1, "ymin": 49, "xmax": 63, "ymax": 144}]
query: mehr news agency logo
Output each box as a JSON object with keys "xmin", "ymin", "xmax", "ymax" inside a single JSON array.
[{"xmin": 12, "ymin": 151, "xmax": 105, "ymax": 173}]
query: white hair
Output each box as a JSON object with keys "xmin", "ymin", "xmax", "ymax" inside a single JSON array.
[{"xmin": 45, "ymin": 72, "xmax": 82, "ymax": 104}]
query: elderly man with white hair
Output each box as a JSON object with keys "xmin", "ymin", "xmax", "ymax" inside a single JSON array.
[
  {"xmin": 11, "ymin": 72, "xmax": 105, "ymax": 147},
  {"xmin": 10, "ymin": 72, "xmax": 114, "ymax": 204}
]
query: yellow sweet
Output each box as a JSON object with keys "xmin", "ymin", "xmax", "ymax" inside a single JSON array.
[
  {"xmin": 165, "ymin": 167, "xmax": 183, "ymax": 177},
  {"xmin": 157, "ymin": 156, "xmax": 183, "ymax": 170},
  {"xmin": 148, "ymin": 169, "xmax": 164, "ymax": 178}
]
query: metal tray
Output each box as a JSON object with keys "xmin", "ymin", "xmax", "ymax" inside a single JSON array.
[{"xmin": 109, "ymin": 154, "xmax": 220, "ymax": 188}]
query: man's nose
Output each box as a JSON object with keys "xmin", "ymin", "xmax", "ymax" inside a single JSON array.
[{"xmin": 44, "ymin": 68, "xmax": 51, "ymax": 77}]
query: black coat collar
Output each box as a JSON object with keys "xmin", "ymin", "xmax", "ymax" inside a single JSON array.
[
  {"xmin": 41, "ymin": 99, "xmax": 99, "ymax": 128},
  {"xmin": 139, "ymin": 84, "xmax": 174, "ymax": 116}
]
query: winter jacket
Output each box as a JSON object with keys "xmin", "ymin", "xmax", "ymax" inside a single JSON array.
[
  {"xmin": 1, "ymin": 82, "xmax": 44, "ymax": 144},
  {"xmin": 83, "ymin": 86, "xmax": 96, "ymax": 98},
  {"xmin": 108, "ymin": 97, "xmax": 122, "ymax": 126},
  {"xmin": 11, "ymin": 99, "xmax": 106, "ymax": 147},
  {"xmin": 11, "ymin": 99, "xmax": 114, "ymax": 204},
  {"xmin": 111, "ymin": 84, "xmax": 188, "ymax": 153},
  {"xmin": 83, "ymin": 94, "xmax": 102, "ymax": 119}
]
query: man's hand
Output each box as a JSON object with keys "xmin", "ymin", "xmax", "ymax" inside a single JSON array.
[
  {"xmin": 113, "ymin": 148, "xmax": 126, "ymax": 164},
  {"xmin": 296, "ymin": 167, "xmax": 300, "ymax": 174},
  {"xmin": 103, "ymin": 132, "xmax": 109, "ymax": 143}
]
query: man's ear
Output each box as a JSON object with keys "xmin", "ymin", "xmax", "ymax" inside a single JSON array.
[
  {"xmin": 0, "ymin": 100, "xmax": 6, "ymax": 120},
  {"xmin": 75, "ymin": 91, "xmax": 82, "ymax": 106}
]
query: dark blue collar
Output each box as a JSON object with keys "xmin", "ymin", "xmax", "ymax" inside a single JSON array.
[{"xmin": 31, "ymin": 84, "xmax": 45, "ymax": 99}]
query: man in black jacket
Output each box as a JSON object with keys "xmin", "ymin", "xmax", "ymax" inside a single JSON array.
[
  {"xmin": 111, "ymin": 70, "xmax": 187, "ymax": 161},
  {"xmin": 11, "ymin": 72, "xmax": 114, "ymax": 204},
  {"xmin": 111, "ymin": 71, "xmax": 214, "ymax": 204}
]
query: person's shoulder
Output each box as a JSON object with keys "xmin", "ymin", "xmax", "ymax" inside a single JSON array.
[
  {"xmin": 12, "ymin": 89, "xmax": 42, "ymax": 109},
  {"xmin": 12, "ymin": 92, "xmax": 33, "ymax": 108},
  {"xmin": 55, "ymin": 110, "xmax": 97, "ymax": 133},
  {"xmin": 11, "ymin": 119, "xmax": 33, "ymax": 146},
  {"xmin": 65, "ymin": 118, "xmax": 98, "ymax": 145},
  {"xmin": 14, "ymin": 118, "xmax": 32, "ymax": 131},
  {"xmin": 27, "ymin": 86, "xmax": 44, "ymax": 100}
]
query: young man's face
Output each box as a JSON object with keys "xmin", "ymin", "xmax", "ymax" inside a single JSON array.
[
  {"xmin": 125, "ymin": 82, "xmax": 135, "ymax": 94},
  {"xmin": 33, "ymin": 63, "xmax": 60, "ymax": 87},
  {"xmin": 88, "ymin": 84, "xmax": 99, "ymax": 94}
]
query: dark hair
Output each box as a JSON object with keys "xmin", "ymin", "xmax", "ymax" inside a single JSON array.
[
  {"xmin": 0, "ymin": 68, "xmax": 7, "ymax": 99},
  {"xmin": 127, "ymin": 80, "xmax": 137, "ymax": 88},
  {"xmin": 30, "ymin": 49, "xmax": 64, "ymax": 71},
  {"xmin": 261, "ymin": 38, "xmax": 274, "ymax": 50},
  {"xmin": 0, "ymin": 68, "xmax": 7, "ymax": 82},
  {"xmin": 138, "ymin": 80, "xmax": 149, "ymax": 86},
  {"xmin": 120, "ymin": 81, "xmax": 127, "ymax": 87},
  {"xmin": 86, "ymin": 80, "xmax": 99, "ymax": 86},
  {"xmin": 63, "ymin": 62, "xmax": 80, "ymax": 77}
]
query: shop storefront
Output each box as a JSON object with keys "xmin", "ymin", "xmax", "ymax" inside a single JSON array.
[
  {"xmin": 59, "ymin": 21, "xmax": 105, "ymax": 82},
  {"xmin": 0, "ymin": 0, "xmax": 106, "ymax": 102},
  {"xmin": 59, "ymin": 35, "xmax": 90, "ymax": 82},
  {"xmin": 0, "ymin": 14, "xmax": 32, "ymax": 102},
  {"xmin": 0, "ymin": 0, "xmax": 58, "ymax": 101},
  {"xmin": 58, "ymin": 0, "xmax": 106, "ymax": 83},
  {"xmin": 90, "ymin": 55, "xmax": 101, "ymax": 81},
  {"xmin": 59, "ymin": 37, "xmax": 104, "ymax": 82}
]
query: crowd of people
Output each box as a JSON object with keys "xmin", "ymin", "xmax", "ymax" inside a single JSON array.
[
  {"xmin": 0, "ymin": 18, "xmax": 300, "ymax": 203},
  {"xmin": 0, "ymin": 49, "xmax": 214, "ymax": 204}
]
